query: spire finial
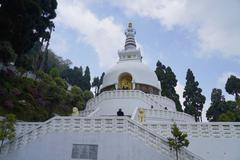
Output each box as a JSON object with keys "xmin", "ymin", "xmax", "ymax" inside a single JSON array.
[
  {"xmin": 124, "ymin": 22, "xmax": 136, "ymax": 50},
  {"xmin": 128, "ymin": 22, "xmax": 132, "ymax": 28},
  {"xmin": 118, "ymin": 23, "xmax": 142, "ymax": 62}
]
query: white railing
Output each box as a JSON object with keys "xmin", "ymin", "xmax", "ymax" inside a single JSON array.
[
  {"xmin": 132, "ymin": 108, "xmax": 195, "ymax": 123},
  {"xmin": 144, "ymin": 122, "xmax": 240, "ymax": 139},
  {"xmin": 146, "ymin": 94, "xmax": 176, "ymax": 110},
  {"xmin": 0, "ymin": 116, "xmax": 203, "ymax": 160},
  {"xmin": 80, "ymin": 90, "xmax": 175, "ymax": 116},
  {"xmin": 79, "ymin": 109, "xmax": 93, "ymax": 117},
  {"xmin": 15, "ymin": 122, "xmax": 42, "ymax": 136}
]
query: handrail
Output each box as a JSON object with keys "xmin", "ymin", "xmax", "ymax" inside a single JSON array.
[
  {"xmin": 144, "ymin": 122, "xmax": 240, "ymax": 139},
  {"xmin": 87, "ymin": 107, "xmax": 100, "ymax": 117},
  {"xmin": 0, "ymin": 116, "xmax": 204, "ymax": 160},
  {"xmin": 0, "ymin": 116, "xmax": 57, "ymax": 155},
  {"xmin": 148, "ymin": 94, "xmax": 175, "ymax": 106},
  {"xmin": 145, "ymin": 94, "xmax": 164, "ymax": 108},
  {"xmin": 132, "ymin": 108, "xmax": 195, "ymax": 123},
  {"xmin": 86, "ymin": 90, "xmax": 159, "ymax": 109},
  {"xmin": 15, "ymin": 122, "xmax": 42, "ymax": 135},
  {"xmin": 126, "ymin": 118, "xmax": 204, "ymax": 160},
  {"xmin": 131, "ymin": 107, "xmax": 139, "ymax": 120}
]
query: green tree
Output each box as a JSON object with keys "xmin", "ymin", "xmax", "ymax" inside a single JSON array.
[
  {"xmin": 43, "ymin": 22, "xmax": 55, "ymax": 72},
  {"xmin": 45, "ymin": 83, "xmax": 66, "ymax": 118},
  {"xmin": 20, "ymin": 41, "xmax": 43, "ymax": 73},
  {"xmin": 155, "ymin": 61, "xmax": 183, "ymax": 111},
  {"xmin": 70, "ymin": 86, "xmax": 84, "ymax": 110},
  {"xmin": 167, "ymin": 123, "xmax": 189, "ymax": 160},
  {"xmin": 211, "ymin": 88, "xmax": 223, "ymax": 104},
  {"xmin": 0, "ymin": 41, "xmax": 16, "ymax": 65},
  {"xmin": 36, "ymin": 70, "xmax": 51, "ymax": 82},
  {"xmin": 206, "ymin": 88, "xmax": 225, "ymax": 121},
  {"xmin": 82, "ymin": 66, "xmax": 91, "ymax": 91},
  {"xmin": 98, "ymin": 72, "xmax": 105, "ymax": 94},
  {"xmin": 83, "ymin": 90, "xmax": 94, "ymax": 103},
  {"xmin": 183, "ymin": 69, "xmax": 206, "ymax": 122},
  {"xmin": 225, "ymin": 75, "xmax": 240, "ymax": 101},
  {"xmin": 0, "ymin": 0, "xmax": 57, "ymax": 57},
  {"xmin": 206, "ymin": 87, "xmax": 240, "ymax": 122},
  {"xmin": 0, "ymin": 114, "xmax": 16, "ymax": 153},
  {"xmin": 15, "ymin": 54, "xmax": 33, "ymax": 73},
  {"xmin": 92, "ymin": 77, "xmax": 100, "ymax": 95},
  {"xmin": 0, "ymin": 60, "xmax": 73, "ymax": 121},
  {"xmin": 61, "ymin": 66, "xmax": 86, "ymax": 89},
  {"xmin": 0, "ymin": 0, "xmax": 40, "ymax": 56},
  {"xmin": 237, "ymin": 98, "xmax": 240, "ymax": 108},
  {"xmin": 91, "ymin": 72, "xmax": 105, "ymax": 95},
  {"xmin": 54, "ymin": 77, "xmax": 68, "ymax": 90},
  {"xmin": 99, "ymin": 72, "xmax": 105, "ymax": 86},
  {"xmin": 216, "ymin": 101, "xmax": 240, "ymax": 122},
  {"xmin": 218, "ymin": 111, "xmax": 237, "ymax": 122},
  {"xmin": 24, "ymin": 43, "xmax": 72, "ymax": 74},
  {"xmin": 36, "ymin": 70, "xmax": 69, "ymax": 118},
  {"xmin": 49, "ymin": 67, "xmax": 60, "ymax": 78},
  {"xmin": 155, "ymin": 61, "xmax": 167, "ymax": 94},
  {"xmin": 46, "ymin": 50, "xmax": 72, "ymax": 73}
]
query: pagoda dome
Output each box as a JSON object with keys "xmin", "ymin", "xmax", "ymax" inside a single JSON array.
[{"xmin": 101, "ymin": 61, "xmax": 161, "ymax": 91}]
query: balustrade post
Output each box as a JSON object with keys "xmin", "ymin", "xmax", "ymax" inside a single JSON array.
[{"xmin": 132, "ymin": 80, "xmax": 135, "ymax": 89}]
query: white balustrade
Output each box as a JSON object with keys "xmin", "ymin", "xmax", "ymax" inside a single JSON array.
[
  {"xmin": 132, "ymin": 108, "xmax": 195, "ymax": 123},
  {"xmin": 15, "ymin": 122, "xmax": 42, "ymax": 136},
  {"xmin": 80, "ymin": 90, "xmax": 176, "ymax": 117},
  {"xmin": 147, "ymin": 94, "xmax": 176, "ymax": 109},
  {"xmin": 144, "ymin": 122, "xmax": 240, "ymax": 139},
  {"xmin": 1, "ymin": 116, "xmax": 204, "ymax": 160}
]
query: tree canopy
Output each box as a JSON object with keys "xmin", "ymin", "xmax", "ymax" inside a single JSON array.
[
  {"xmin": 82, "ymin": 66, "xmax": 91, "ymax": 91},
  {"xmin": 0, "ymin": 0, "xmax": 57, "ymax": 57},
  {"xmin": 0, "ymin": 114, "xmax": 16, "ymax": 153},
  {"xmin": 206, "ymin": 88, "xmax": 226, "ymax": 121},
  {"xmin": 92, "ymin": 72, "xmax": 105, "ymax": 95},
  {"xmin": 49, "ymin": 67, "xmax": 60, "ymax": 78},
  {"xmin": 183, "ymin": 69, "xmax": 206, "ymax": 122},
  {"xmin": 225, "ymin": 75, "xmax": 240, "ymax": 101},
  {"xmin": 206, "ymin": 74, "xmax": 240, "ymax": 122},
  {"xmin": 0, "ymin": 0, "xmax": 95, "ymax": 122},
  {"xmin": 61, "ymin": 66, "xmax": 92, "ymax": 91},
  {"xmin": 206, "ymin": 87, "xmax": 240, "ymax": 122},
  {"xmin": 0, "ymin": 41, "xmax": 16, "ymax": 65},
  {"xmin": 155, "ymin": 61, "xmax": 183, "ymax": 111}
]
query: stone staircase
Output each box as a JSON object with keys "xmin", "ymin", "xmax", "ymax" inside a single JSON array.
[{"xmin": 0, "ymin": 116, "xmax": 204, "ymax": 160}]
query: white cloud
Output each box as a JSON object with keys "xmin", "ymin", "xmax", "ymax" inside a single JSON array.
[
  {"xmin": 175, "ymin": 82, "xmax": 184, "ymax": 107},
  {"xmin": 50, "ymin": 33, "xmax": 69, "ymax": 58},
  {"xmin": 110, "ymin": 0, "xmax": 240, "ymax": 59},
  {"xmin": 55, "ymin": 0, "xmax": 125, "ymax": 69}
]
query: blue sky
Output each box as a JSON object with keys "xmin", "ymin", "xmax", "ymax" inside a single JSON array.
[{"xmin": 50, "ymin": 0, "xmax": 240, "ymax": 121}]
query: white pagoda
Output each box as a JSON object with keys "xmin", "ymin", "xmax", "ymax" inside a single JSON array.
[{"xmin": 1, "ymin": 23, "xmax": 240, "ymax": 160}]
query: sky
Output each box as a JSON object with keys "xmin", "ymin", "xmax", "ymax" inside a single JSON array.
[{"xmin": 50, "ymin": 0, "xmax": 240, "ymax": 121}]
